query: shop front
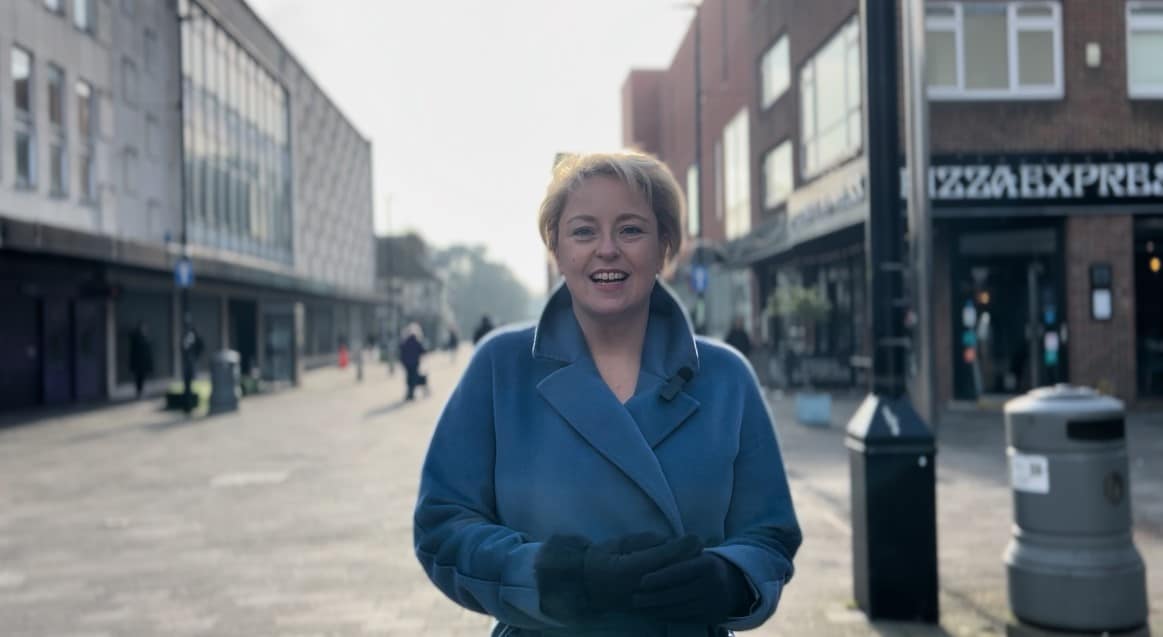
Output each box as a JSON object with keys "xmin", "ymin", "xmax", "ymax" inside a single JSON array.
[
  {"xmin": 744, "ymin": 158, "xmax": 869, "ymax": 390},
  {"xmin": 931, "ymin": 151, "xmax": 1163, "ymax": 403}
]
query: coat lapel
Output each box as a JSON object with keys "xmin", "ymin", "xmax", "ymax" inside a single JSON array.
[
  {"xmin": 625, "ymin": 377, "xmax": 699, "ymax": 449},
  {"xmin": 537, "ymin": 361, "xmax": 685, "ymax": 535}
]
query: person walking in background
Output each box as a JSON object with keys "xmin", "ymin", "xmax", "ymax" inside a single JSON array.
[
  {"xmin": 446, "ymin": 327, "xmax": 460, "ymax": 361},
  {"xmin": 399, "ymin": 323, "xmax": 428, "ymax": 401},
  {"xmin": 472, "ymin": 314, "xmax": 494, "ymax": 345},
  {"xmin": 128, "ymin": 320, "xmax": 154, "ymax": 399},
  {"xmin": 724, "ymin": 316, "xmax": 753, "ymax": 358},
  {"xmin": 180, "ymin": 319, "xmax": 205, "ymax": 413},
  {"xmin": 414, "ymin": 150, "xmax": 800, "ymax": 636}
]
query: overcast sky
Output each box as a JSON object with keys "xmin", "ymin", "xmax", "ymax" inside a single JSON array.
[{"xmin": 245, "ymin": 0, "xmax": 693, "ymax": 294}]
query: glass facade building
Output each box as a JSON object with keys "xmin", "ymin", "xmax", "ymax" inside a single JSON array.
[{"xmin": 179, "ymin": 0, "xmax": 292, "ymax": 264}]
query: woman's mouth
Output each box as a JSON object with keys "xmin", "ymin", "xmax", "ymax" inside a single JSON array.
[{"xmin": 590, "ymin": 271, "xmax": 629, "ymax": 285}]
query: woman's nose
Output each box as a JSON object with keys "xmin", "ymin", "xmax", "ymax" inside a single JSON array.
[{"xmin": 596, "ymin": 233, "xmax": 619, "ymax": 258}]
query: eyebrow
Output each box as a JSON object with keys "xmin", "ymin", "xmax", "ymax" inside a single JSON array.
[{"xmin": 564, "ymin": 213, "xmax": 651, "ymax": 224}]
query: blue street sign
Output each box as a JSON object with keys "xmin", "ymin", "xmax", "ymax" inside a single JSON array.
[
  {"xmin": 175, "ymin": 257, "xmax": 194, "ymax": 288},
  {"xmin": 691, "ymin": 264, "xmax": 708, "ymax": 294}
]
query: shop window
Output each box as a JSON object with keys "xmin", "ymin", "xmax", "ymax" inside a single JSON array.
[
  {"xmin": 926, "ymin": 1, "xmax": 1062, "ymax": 100},
  {"xmin": 1128, "ymin": 2, "xmax": 1163, "ymax": 98}
]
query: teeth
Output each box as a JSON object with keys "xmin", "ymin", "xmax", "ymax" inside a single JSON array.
[{"xmin": 592, "ymin": 272, "xmax": 627, "ymax": 282}]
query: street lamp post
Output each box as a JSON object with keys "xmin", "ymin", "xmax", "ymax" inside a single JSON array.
[
  {"xmin": 845, "ymin": 0, "xmax": 939, "ymax": 623},
  {"xmin": 177, "ymin": 7, "xmax": 194, "ymax": 413},
  {"xmin": 676, "ymin": 1, "xmax": 706, "ymax": 332}
]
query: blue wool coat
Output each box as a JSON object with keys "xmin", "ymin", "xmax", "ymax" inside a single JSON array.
[{"xmin": 414, "ymin": 282, "xmax": 801, "ymax": 636}]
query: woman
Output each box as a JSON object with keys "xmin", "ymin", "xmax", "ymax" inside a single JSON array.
[
  {"xmin": 414, "ymin": 151, "xmax": 800, "ymax": 636},
  {"xmin": 399, "ymin": 323, "xmax": 428, "ymax": 400}
]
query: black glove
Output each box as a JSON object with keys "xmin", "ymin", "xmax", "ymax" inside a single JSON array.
[
  {"xmin": 632, "ymin": 551, "xmax": 754, "ymax": 624},
  {"xmin": 535, "ymin": 532, "xmax": 703, "ymax": 620}
]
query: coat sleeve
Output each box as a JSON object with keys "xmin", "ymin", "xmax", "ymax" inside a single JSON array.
[
  {"xmin": 704, "ymin": 360, "xmax": 802, "ymax": 631},
  {"xmin": 413, "ymin": 344, "xmax": 564, "ymax": 630}
]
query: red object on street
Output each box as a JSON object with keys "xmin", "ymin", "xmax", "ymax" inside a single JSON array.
[{"xmin": 338, "ymin": 344, "xmax": 349, "ymax": 368}]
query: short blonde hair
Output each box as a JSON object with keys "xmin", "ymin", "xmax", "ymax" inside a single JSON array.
[{"xmin": 538, "ymin": 151, "xmax": 685, "ymax": 262}]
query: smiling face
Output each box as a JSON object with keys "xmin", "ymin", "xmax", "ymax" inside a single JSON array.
[{"xmin": 554, "ymin": 175, "xmax": 665, "ymax": 325}]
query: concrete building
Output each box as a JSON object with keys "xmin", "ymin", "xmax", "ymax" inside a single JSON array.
[
  {"xmin": 0, "ymin": 0, "xmax": 377, "ymax": 412},
  {"xmin": 625, "ymin": 0, "xmax": 1163, "ymax": 407}
]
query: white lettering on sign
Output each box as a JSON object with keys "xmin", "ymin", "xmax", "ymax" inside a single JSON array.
[
  {"xmin": 1009, "ymin": 451, "xmax": 1050, "ymax": 494},
  {"xmin": 906, "ymin": 160, "xmax": 1163, "ymax": 203}
]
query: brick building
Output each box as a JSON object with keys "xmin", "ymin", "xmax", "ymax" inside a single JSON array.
[
  {"xmin": 627, "ymin": 0, "xmax": 1163, "ymax": 407},
  {"xmin": 622, "ymin": 0, "xmax": 756, "ymax": 338}
]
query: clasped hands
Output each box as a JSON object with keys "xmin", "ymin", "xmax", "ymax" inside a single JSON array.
[{"xmin": 534, "ymin": 532, "xmax": 753, "ymax": 625}]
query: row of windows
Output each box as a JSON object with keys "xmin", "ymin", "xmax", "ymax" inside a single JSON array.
[
  {"xmin": 41, "ymin": 0, "xmax": 96, "ymax": 35},
  {"xmin": 754, "ymin": 1, "xmax": 1163, "ymax": 214},
  {"xmin": 7, "ymin": 45, "xmax": 98, "ymax": 200},
  {"xmin": 181, "ymin": 0, "xmax": 293, "ymax": 264}
]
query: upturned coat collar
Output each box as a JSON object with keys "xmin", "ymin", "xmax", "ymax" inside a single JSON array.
[
  {"xmin": 529, "ymin": 279, "xmax": 701, "ymax": 535},
  {"xmin": 531, "ymin": 278, "xmax": 700, "ymax": 378}
]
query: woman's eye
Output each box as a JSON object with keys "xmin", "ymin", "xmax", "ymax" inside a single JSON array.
[
  {"xmin": 621, "ymin": 226, "xmax": 644, "ymax": 236},
  {"xmin": 571, "ymin": 227, "xmax": 595, "ymax": 238}
]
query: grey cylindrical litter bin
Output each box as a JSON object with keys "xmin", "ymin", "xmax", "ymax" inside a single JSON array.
[
  {"xmin": 1003, "ymin": 384, "xmax": 1147, "ymax": 632},
  {"xmin": 209, "ymin": 349, "xmax": 241, "ymax": 414}
]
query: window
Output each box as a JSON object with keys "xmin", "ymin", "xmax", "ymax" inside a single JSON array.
[
  {"xmin": 15, "ymin": 131, "xmax": 36, "ymax": 188},
  {"xmin": 1128, "ymin": 2, "xmax": 1163, "ymax": 98},
  {"xmin": 44, "ymin": 0, "xmax": 64, "ymax": 14},
  {"xmin": 763, "ymin": 141, "xmax": 793, "ymax": 210},
  {"xmin": 76, "ymin": 80, "xmax": 95, "ymax": 140},
  {"xmin": 146, "ymin": 114, "xmax": 160, "ymax": 157},
  {"xmin": 13, "ymin": 47, "xmax": 33, "ymax": 117},
  {"xmin": 723, "ymin": 108, "xmax": 750, "ymax": 240},
  {"xmin": 123, "ymin": 147, "xmax": 138, "ymax": 194},
  {"xmin": 48, "ymin": 64, "xmax": 66, "ymax": 129},
  {"xmin": 144, "ymin": 29, "xmax": 158, "ymax": 75},
  {"xmin": 73, "ymin": 0, "xmax": 94, "ymax": 33},
  {"xmin": 800, "ymin": 17, "xmax": 862, "ymax": 178},
  {"xmin": 686, "ymin": 164, "xmax": 701, "ymax": 238},
  {"xmin": 79, "ymin": 151, "xmax": 95, "ymax": 202},
  {"xmin": 926, "ymin": 2, "xmax": 1063, "ymax": 99},
  {"xmin": 122, "ymin": 58, "xmax": 139, "ymax": 107},
  {"xmin": 760, "ymin": 35, "xmax": 790, "ymax": 108},
  {"xmin": 50, "ymin": 142, "xmax": 67, "ymax": 196}
]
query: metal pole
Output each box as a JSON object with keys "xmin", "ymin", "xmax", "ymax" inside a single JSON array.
[
  {"xmin": 693, "ymin": 3, "xmax": 705, "ymax": 333},
  {"xmin": 902, "ymin": 0, "xmax": 935, "ymax": 424},
  {"xmin": 177, "ymin": 8, "xmax": 193, "ymax": 412},
  {"xmin": 847, "ymin": 1, "xmax": 938, "ymax": 622},
  {"xmin": 865, "ymin": 0, "xmax": 907, "ymax": 397}
]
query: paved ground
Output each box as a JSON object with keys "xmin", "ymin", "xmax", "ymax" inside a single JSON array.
[{"xmin": 0, "ymin": 350, "xmax": 1159, "ymax": 636}]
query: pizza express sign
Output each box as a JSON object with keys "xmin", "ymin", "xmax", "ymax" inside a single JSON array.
[{"xmin": 919, "ymin": 152, "xmax": 1163, "ymax": 207}]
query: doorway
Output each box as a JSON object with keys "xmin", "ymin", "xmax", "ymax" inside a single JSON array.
[
  {"xmin": 952, "ymin": 226, "xmax": 1067, "ymax": 400},
  {"xmin": 1135, "ymin": 219, "xmax": 1163, "ymax": 397},
  {"xmin": 229, "ymin": 299, "xmax": 258, "ymax": 376}
]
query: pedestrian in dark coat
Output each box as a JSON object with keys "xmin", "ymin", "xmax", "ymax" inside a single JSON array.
[
  {"xmin": 724, "ymin": 317, "xmax": 753, "ymax": 358},
  {"xmin": 399, "ymin": 323, "xmax": 428, "ymax": 400},
  {"xmin": 472, "ymin": 314, "xmax": 495, "ymax": 345},
  {"xmin": 128, "ymin": 320, "xmax": 154, "ymax": 398},
  {"xmin": 414, "ymin": 151, "xmax": 800, "ymax": 637}
]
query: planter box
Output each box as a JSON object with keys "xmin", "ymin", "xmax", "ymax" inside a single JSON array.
[{"xmin": 795, "ymin": 392, "xmax": 832, "ymax": 428}]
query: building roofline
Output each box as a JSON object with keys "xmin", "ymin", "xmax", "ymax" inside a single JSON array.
[{"xmin": 210, "ymin": 0, "xmax": 374, "ymax": 147}]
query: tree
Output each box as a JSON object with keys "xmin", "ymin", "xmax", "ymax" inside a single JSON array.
[{"xmin": 430, "ymin": 245, "xmax": 534, "ymax": 337}]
